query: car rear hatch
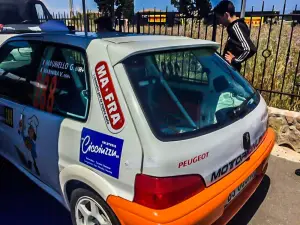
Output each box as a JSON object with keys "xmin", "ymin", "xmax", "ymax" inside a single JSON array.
[
  {"xmin": 116, "ymin": 43, "xmax": 269, "ymax": 187},
  {"xmin": 140, "ymin": 99, "xmax": 268, "ymax": 187}
]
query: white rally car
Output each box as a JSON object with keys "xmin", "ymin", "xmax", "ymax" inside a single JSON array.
[{"xmin": 0, "ymin": 29, "xmax": 275, "ymax": 225}]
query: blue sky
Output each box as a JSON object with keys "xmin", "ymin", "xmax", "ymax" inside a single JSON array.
[{"xmin": 43, "ymin": 0, "xmax": 298, "ymax": 14}]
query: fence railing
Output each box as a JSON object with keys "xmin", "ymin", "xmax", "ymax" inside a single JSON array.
[{"xmin": 43, "ymin": 1, "xmax": 300, "ymax": 111}]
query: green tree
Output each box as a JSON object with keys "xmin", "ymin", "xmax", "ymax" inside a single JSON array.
[
  {"xmin": 171, "ymin": 0, "xmax": 212, "ymax": 18},
  {"xmin": 94, "ymin": 0, "xmax": 114, "ymax": 16},
  {"xmin": 116, "ymin": 0, "xmax": 134, "ymax": 20},
  {"xmin": 94, "ymin": 0, "xmax": 133, "ymax": 19}
]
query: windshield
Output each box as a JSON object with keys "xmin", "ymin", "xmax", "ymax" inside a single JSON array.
[
  {"xmin": 123, "ymin": 47, "xmax": 260, "ymax": 140},
  {"xmin": 0, "ymin": 1, "xmax": 51, "ymax": 25}
]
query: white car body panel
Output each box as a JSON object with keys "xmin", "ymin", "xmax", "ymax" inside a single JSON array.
[
  {"xmin": 0, "ymin": 34, "xmax": 16, "ymax": 46},
  {"xmin": 113, "ymin": 63, "xmax": 268, "ymax": 186},
  {"xmin": 107, "ymin": 38, "xmax": 219, "ymax": 65},
  {"xmin": 58, "ymin": 39, "xmax": 143, "ymax": 203}
]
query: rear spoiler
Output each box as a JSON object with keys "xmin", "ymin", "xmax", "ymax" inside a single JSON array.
[{"xmin": 0, "ymin": 20, "xmax": 75, "ymax": 34}]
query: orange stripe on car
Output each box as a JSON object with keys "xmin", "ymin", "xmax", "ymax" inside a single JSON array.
[{"xmin": 107, "ymin": 128, "xmax": 275, "ymax": 225}]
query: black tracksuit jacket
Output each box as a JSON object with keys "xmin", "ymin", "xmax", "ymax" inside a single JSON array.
[{"xmin": 223, "ymin": 18, "xmax": 257, "ymax": 72}]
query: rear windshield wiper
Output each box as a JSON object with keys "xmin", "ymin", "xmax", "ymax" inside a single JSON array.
[{"xmin": 230, "ymin": 92, "xmax": 257, "ymax": 117}]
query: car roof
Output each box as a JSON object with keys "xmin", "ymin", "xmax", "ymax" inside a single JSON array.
[
  {"xmin": 105, "ymin": 36, "xmax": 220, "ymax": 65},
  {"xmin": 3, "ymin": 31, "xmax": 137, "ymax": 49},
  {"xmin": 2, "ymin": 32, "xmax": 220, "ymax": 64},
  {"xmin": 0, "ymin": 34, "xmax": 16, "ymax": 45}
]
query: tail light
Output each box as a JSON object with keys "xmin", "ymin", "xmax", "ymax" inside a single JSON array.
[
  {"xmin": 0, "ymin": 24, "xmax": 3, "ymax": 31},
  {"xmin": 133, "ymin": 174, "xmax": 205, "ymax": 210}
]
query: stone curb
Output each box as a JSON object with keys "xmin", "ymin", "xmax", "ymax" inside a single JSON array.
[{"xmin": 268, "ymin": 107, "xmax": 300, "ymax": 153}]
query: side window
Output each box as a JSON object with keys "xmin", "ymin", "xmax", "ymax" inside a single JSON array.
[
  {"xmin": 0, "ymin": 41, "xmax": 41, "ymax": 105},
  {"xmin": 35, "ymin": 4, "xmax": 45, "ymax": 20},
  {"xmin": 33, "ymin": 45, "xmax": 89, "ymax": 120}
]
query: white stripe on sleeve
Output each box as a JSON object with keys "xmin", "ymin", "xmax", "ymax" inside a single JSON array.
[{"xmin": 232, "ymin": 23, "xmax": 250, "ymax": 62}]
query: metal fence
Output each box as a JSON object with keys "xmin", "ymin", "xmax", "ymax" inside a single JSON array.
[{"xmin": 46, "ymin": 1, "xmax": 300, "ymax": 111}]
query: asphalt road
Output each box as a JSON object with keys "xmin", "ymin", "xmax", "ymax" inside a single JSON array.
[
  {"xmin": 0, "ymin": 154, "xmax": 299, "ymax": 225},
  {"xmin": 228, "ymin": 155, "xmax": 300, "ymax": 225},
  {"xmin": 0, "ymin": 158, "xmax": 72, "ymax": 225}
]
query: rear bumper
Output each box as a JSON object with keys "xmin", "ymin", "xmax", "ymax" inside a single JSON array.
[{"xmin": 107, "ymin": 128, "xmax": 276, "ymax": 225}]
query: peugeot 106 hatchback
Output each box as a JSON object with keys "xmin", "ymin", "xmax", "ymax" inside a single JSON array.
[{"xmin": 0, "ymin": 30, "xmax": 275, "ymax": 225}]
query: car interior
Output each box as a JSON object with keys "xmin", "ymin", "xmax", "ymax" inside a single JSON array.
[
  {"xmin": 124, "ymin": 48, "xmax": 254, "ymax": 136},
  {"xmin": 0, "ymin": 42, "xmax": 88, "ymax": 119}
]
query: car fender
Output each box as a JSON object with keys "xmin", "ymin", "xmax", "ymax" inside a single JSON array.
[{"xmin": 59, "ymin": 164, "xmax": 118, "ymax": 209}]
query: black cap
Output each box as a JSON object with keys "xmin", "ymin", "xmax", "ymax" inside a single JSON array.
[{"xmin": 213, "ymin": 0, "xmax": 236, "ymax": 17}]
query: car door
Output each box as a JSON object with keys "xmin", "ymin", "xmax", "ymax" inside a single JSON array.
[
  {"xmin": 17, "ymin": 43, "xmax": 90, "ymax": 193},
  {"xmin": 0, "ymin": 99, "xmax": 25, "ymax": 162},
  {"xmin": 0, "ymin": 40, "xmax": 41, "ymax": 166}
]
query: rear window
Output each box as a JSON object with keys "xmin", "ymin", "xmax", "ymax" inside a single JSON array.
[{"xmin": 123, "ymin": 47, "xmax": 260, "ymax": 140}]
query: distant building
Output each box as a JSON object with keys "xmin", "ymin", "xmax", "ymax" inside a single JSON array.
[
  {"xmin": 204, "ymin": 10, "xmax": 280, "ymax": 26},
  {"xmin": 292, "ymin": 10, "xmax": 300, "ymax": 24},
  {"xmin": 237, "ymin": 11, "xmax": 280, "ymax": 25},
  {"xmin": 134, "ymin": 9, "xmax": 182, "ymax": 26}
]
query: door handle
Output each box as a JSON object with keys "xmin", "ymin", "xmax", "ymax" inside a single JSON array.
[{"xmin": 18, "ymin": 113, "xmax": 24, "ymax": 135}]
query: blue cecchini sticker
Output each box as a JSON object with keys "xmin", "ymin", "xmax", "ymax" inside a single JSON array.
[{"xmin": 80, "ymin": 128, "xmax": 124, "ymax": 179}]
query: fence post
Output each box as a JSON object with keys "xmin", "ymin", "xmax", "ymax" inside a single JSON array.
[
  {"xmin": 212, "ymin": 13, "xmax": 217, "ymax": 42},
  {"xmin": 81, "ymin": 0, "xmax": 88, "ymax": 36},
  {"xmin": 87, "ymin": 12, "xmax": 90, "ymax": 32},
  {"xmin": 241, "ymin": 0, "xmax": 247, "ymax": 18},
  {"xmin": 137, "ymin": 12, "xmax": 141, "ymax": 34}
]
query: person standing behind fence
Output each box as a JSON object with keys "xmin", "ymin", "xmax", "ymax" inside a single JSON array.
[
  {"xmin": 213, "ymin": 0, "xmax": 257, "ymax": 72},
  {"xmin": 94, "ymin": 17, "xmax": 116, "ymax": 32}
]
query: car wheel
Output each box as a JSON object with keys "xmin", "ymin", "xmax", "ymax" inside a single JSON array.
[{"xmin": 70, "ymin": 188, "xmax": 120, "ymax": 225}]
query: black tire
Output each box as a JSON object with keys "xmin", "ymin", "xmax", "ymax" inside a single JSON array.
[{"xmin": 70, "ymin": 188, "xmax": 121, "ymax": 225}]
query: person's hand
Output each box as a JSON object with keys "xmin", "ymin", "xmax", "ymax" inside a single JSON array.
[{"xmin": 225, "ymin": 51, "xmax": 235, "ymax": 64}]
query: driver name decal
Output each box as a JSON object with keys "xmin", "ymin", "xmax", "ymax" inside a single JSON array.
[{"xmin": 94, "ymin": 61, "xmax": 125, "ymax": 133}]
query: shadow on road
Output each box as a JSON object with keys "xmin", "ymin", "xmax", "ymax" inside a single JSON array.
[
  {"xmin": 0, "ymin": 156, "xmax": 271, "ymax": 225},
  {"xmin": 0, "ymin": 158, "xmax": 72, "ymax": 225},
  {"xmin": 228, "ymin": 175, "xmax": 271, "ymax": 225}
]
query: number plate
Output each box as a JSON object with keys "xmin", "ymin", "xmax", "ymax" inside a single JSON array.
[{"xmin": 225, "ymin": 172, "xmax": 256, "ymax": 208}]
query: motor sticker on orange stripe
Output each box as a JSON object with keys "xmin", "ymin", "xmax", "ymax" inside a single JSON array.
[
  {"xmin": 93, "ymin": 61, "xmax": 125, "ymax": 133},
  {"xmin": 210, "ymin": 132, "xmax": 265, "ymax": 183}
]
